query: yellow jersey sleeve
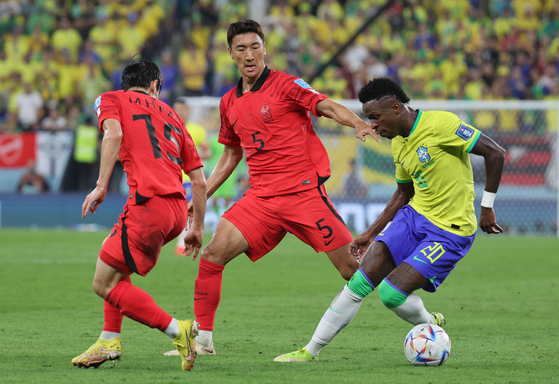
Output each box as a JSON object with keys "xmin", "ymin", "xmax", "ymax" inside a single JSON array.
[
  {"xmin": 395, "ymin": 161, "xmax": 412, "ymax": 183},
  {"xmin": 433, "ymin": 112, "xmax": 482, "ymax": 153}
]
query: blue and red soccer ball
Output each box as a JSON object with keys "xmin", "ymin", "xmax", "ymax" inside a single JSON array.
[{"xmin": 404, "ymin": 324, "xmax": 451, "ymax": 366}]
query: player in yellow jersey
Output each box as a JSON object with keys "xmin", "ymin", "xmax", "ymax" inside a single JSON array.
[
  {"xmin": 173, "ymin": 98, "xmax": 211, "ymax": 255},
  {"xmin": 275, "ymin": 77, "xmax": 505, "ymax": 362}
]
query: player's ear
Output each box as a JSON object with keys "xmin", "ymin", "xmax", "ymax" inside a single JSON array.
[
  {"xmin": 228, "ymin": 47, "xmax": 233, "ymax": 59},
  {"xmin": 392, "ymin": 101, "xmax": 401, "ymax": 114},
  {"xmin": 263, "ymin": 43, "xmax": 266, "ymax": 56},
  {"xmin": 150, "ymin": 80, "xmax": 159, "ymax": 98}
]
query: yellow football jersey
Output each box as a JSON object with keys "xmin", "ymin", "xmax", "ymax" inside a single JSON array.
[
  {"xmin": 182, "ymin": 121, "xmax": 207, "ymax": 183},
  {"xmin": 392, "ymin": 110, "xmax": 482, "ymax": 236}
]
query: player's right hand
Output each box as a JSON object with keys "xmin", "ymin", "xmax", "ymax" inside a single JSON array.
[
  {"xmin": 82, "ymin": 187, "xmax": 107, "ymax": 218},
  {"xmin": 356, "ymin": 120, "xmax": 381, "ymax": 143},
  {"xmin": 349, "ymin": 233, "xmax": 372, "ymax": 257}
]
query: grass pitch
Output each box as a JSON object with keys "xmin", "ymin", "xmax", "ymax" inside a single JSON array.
[{"xmin": 0, "ymin": 229, "xmax": 557, "ymax": 383}]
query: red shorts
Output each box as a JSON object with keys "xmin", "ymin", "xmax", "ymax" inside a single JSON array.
[
  {"xmin": 100, "ymin": 195, "xmax": 187, "ymax": 276},
  {"xmin": 222, "ymin": 185, "xmax": 353, "ymax": 261}
]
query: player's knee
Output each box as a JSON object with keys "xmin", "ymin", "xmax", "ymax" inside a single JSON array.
[
  {"xmin": 92, "ymin": 279, "xmax": 109, "ymax": 299},
  {"xmin": 200, "ymin": 243, "xmax": 226, "ymax": 265},
  {"xmin": 339, "ymin": 264, "xmax": 357, "ymax": 281},
  {"xmin": 378, "ymin": 279, "xmax": 408, "ymax": 309}
]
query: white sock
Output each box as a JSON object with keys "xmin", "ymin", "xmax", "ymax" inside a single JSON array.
[
  {"xmin": 389, "ymin": 293, "xmax": 433, "ymax": 325},
  {"xmin": 176, "ymin": 229, "xmax": 187, "ymax": 248},
  {"xmin": 99, "ymin": 331, "xmax": 120, "ymax": 341},
  {"xmin": 304, "ymin": 285, "xmax": 364, "ymax": 357},
  {"xmin": 196, "ymin": 330, "xmax": 213, "ymax": 348},
  {"xmin": 164, "ymin": 318, "xmax": 180, "ymax": 339}
]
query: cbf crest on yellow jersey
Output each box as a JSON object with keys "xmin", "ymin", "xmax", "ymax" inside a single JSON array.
[{"xmin": 392, "ymin": 110, "xmax": 482, "ymax": 236}]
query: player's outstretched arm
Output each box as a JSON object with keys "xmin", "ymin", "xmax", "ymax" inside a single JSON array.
[
  {"xmin": 205, "ymin": 145, "xmax": 243, "ymax": 199},
  {"xmin": 82, "ymin": 119, "xmax": 122, "ymax": 218},
  {"xmin": 183, "ymin": 167, "xmax": 207, "ymax": 259},
  {"xmin": 350, "ymin": 182, "xmax": 414, "ymax": 256},
  {"xmin": 470, "ymin": 134, "xmax": 506, "ymax": 234},
  {"xmin": 315, "ymin": 99, "xmax": 381, "ymax": 143}
]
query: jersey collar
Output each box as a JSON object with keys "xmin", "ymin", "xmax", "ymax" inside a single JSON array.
[
  {"xmin": 130, "ymin": 90, "xmax": 149, "ymax": 95},
  {"xmin": 236, "ymin": 66, "xmax": 271, "ymax": 97},
  {"xmin": 407, "ymin": 109, "xmax": 422, "ymax": 137}
]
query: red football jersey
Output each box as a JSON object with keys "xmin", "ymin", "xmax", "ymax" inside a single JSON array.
[
  {"xmin": 219, "ymin": 67, "xmax": 330, "ymax": 197},
  {"xmin": 94, "ymin": 90, "xmax": 203, "ymax": 202}
]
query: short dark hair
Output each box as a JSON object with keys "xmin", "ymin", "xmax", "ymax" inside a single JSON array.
[
  {"xmin": 227, "ymin": 19, "xmax": 265, "ymax": 48},
  {"xmin": 121, "ymin": 57, "xmax": 162, "ymax": 92},
  {"xmin": 358, "ymin": 77, "xmax": 410, "ymax": 105}
]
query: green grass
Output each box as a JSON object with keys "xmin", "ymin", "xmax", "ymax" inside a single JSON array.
[{"xmin": 0, "ymin": 229, "xmax": 557, "ymax": 383}]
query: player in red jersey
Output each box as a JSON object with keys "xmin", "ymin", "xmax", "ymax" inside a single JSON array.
[
  {"xmin": 187, "ymin": 20, "xmax": 380, "ymax": 356},
  {"xmin": 72, "ymin": 59, "xmax": 206, "ymax": 371}
]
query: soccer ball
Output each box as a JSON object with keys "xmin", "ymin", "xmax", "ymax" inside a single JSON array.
[{"xmin": 404, "ymin": 323, "xmax": 451, "ymax": 366}]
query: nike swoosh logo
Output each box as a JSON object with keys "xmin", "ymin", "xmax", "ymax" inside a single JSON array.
[
  {"xmin": 324, "ymin": 237, "xmax": 336, "ymax": 246},
  {"xmin": 232, "ymin": 119, "xmax": 239, "ymax": 128},
  {"xmin": 413, "ymin": 255, "xmax": 428, "ymax": 264},
  {"xmin": 329, "ymin": 306, "xmax": 343, "ymax": 314},
  {"xmin": 401, "ymin": 161, "xmax": 405, "ymax": 166}
]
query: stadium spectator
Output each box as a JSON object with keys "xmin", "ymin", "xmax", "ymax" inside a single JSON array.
[
  {"xmin": 41, "ymin": 106, "xmax": 68, "ymax": 131},
  {"xmin": 4, "ymin": 24, "xmax": 29, "ymax": 62},
  {"xmin": 275, "ymin": 77, "xmax": 505, "ymax": 363},
  {"xmin": 117, "ymin": 13, "xmax": 145, "ymax": 60},
  {"xmin": 179, "ymin": 40, "xmax": 207, "ymax": 96},
  {"xmin": 158, "ymin": 49, "xmax": 180, "ymax": 105},
  {"xmin": 17, "ymin": 160, "xmax": 49, "ymax": 194},
  {"xmin": 87, "ymin": 12, "xmax": 114, "ymax": 64},
  {"xmin": 15, "ymin": 82, "xmax": 43, "ymax": 131},
  {"xmin": 72, "ymin": 116, "xmax": 100, "ymax": 191},
  {"xmin": 50, "ymin": 17, "xmax": 82, "ymax": 61},
  {"xmin": 79, "ymin": 54, "xmax": 110, "ymax": 118},
  {"xmin": 182, "ymin": 19, "xmax": 379, "ymax": 358},
  {"xmin": 72, "ymin": 58, "xmax": 206, "ymax": 371},
  {"xmin": 340, "ymin": 158, "xmax": 368, "ymax": 198}
]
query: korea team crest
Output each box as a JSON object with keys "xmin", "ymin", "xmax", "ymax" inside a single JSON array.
[
  {"xmin": 260, "ymin": 104, "xmax": 273, "ymax": 123},
  {"xmin": 416, "ymin": 145, "xmax": 431, "ymax": 163}
]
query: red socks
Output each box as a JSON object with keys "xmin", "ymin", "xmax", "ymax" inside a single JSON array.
[
  {"xmin": 102, "ymin": 276, "xmax": 129, "ymax": 333},
  {"xmin": 194, "ymin": 258, "xmax": 225, "ymax": 331},
  {"xmin": 105, "ymin": 279, "xmax": 172, "ymax": 332}
]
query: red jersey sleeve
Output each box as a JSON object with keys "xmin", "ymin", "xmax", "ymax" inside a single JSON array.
[
  {"xmin": 282, "ymin": 77, "xmax": 328, "ymax": 117},
  {"xmin": 218, "ymin": 94, "xmax": 241, "ymax": 146},
  {"xmin": 94, "ymin": 92, "xmax": 120, "ymax": 132}
]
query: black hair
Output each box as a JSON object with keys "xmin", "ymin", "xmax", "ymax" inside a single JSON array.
[
  {"xmin": 227, "ymin": 19, "xmax": 265, "ymax": 48},
  {"xmin": 358, "ymin": 77, "xmax": 410, "ymax": 105},
  {"xmin": 120, "ymin": 56, "xmax": 162, "ymax": 92}
]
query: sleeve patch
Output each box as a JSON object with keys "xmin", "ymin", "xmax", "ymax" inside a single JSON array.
[
  {"xmin": 294, "ymin": 78, "xmax": 319, "ymax": 94},
  {"xmin": 455, "ymin": 123, "xmax": 474, "ymax": 141},
  {"xmin": 294, "ymin": 78, "xmax": 311, "ymax": 88},
  {"xmin": 94, "ymin": 95, "xmax": 102, "ymax": 117}
]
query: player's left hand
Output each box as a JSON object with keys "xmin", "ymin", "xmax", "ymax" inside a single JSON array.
[
  {"xmin": 356, "ymin": 120, "xmax": 381, "ymax": 143},
  {"xmin": 479, "ymin": 207, "xmax": 503, "ymax": 234},
  {"xmin": 350, "ymin": 232, "xmax": 373, "ymax": 257},
  {"xmin": 182, "ymin": 227, "xmax": 204, "ymax": 260},
  {"xmin": 82, "ymin": 187, "xmax": 107, "ymax": 218}
]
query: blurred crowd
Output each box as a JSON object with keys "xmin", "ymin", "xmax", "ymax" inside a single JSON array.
[{"xmin": 1, "ymin": 0, "xmax": 559, "ymax": 133}]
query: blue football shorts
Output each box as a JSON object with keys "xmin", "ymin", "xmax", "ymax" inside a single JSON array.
[{"xmin": 374, "ymin": 205, "xmax": 475, "ymax": 292}]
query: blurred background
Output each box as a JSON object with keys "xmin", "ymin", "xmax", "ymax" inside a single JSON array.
[{"xmin": 0, "ymin": 0, "xmax": 557, "ymax": 235}]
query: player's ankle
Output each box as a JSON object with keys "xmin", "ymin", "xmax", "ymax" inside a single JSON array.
[{"xmin": 197, "ymin": 330, "xmax": 213, "ymax": 348}]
